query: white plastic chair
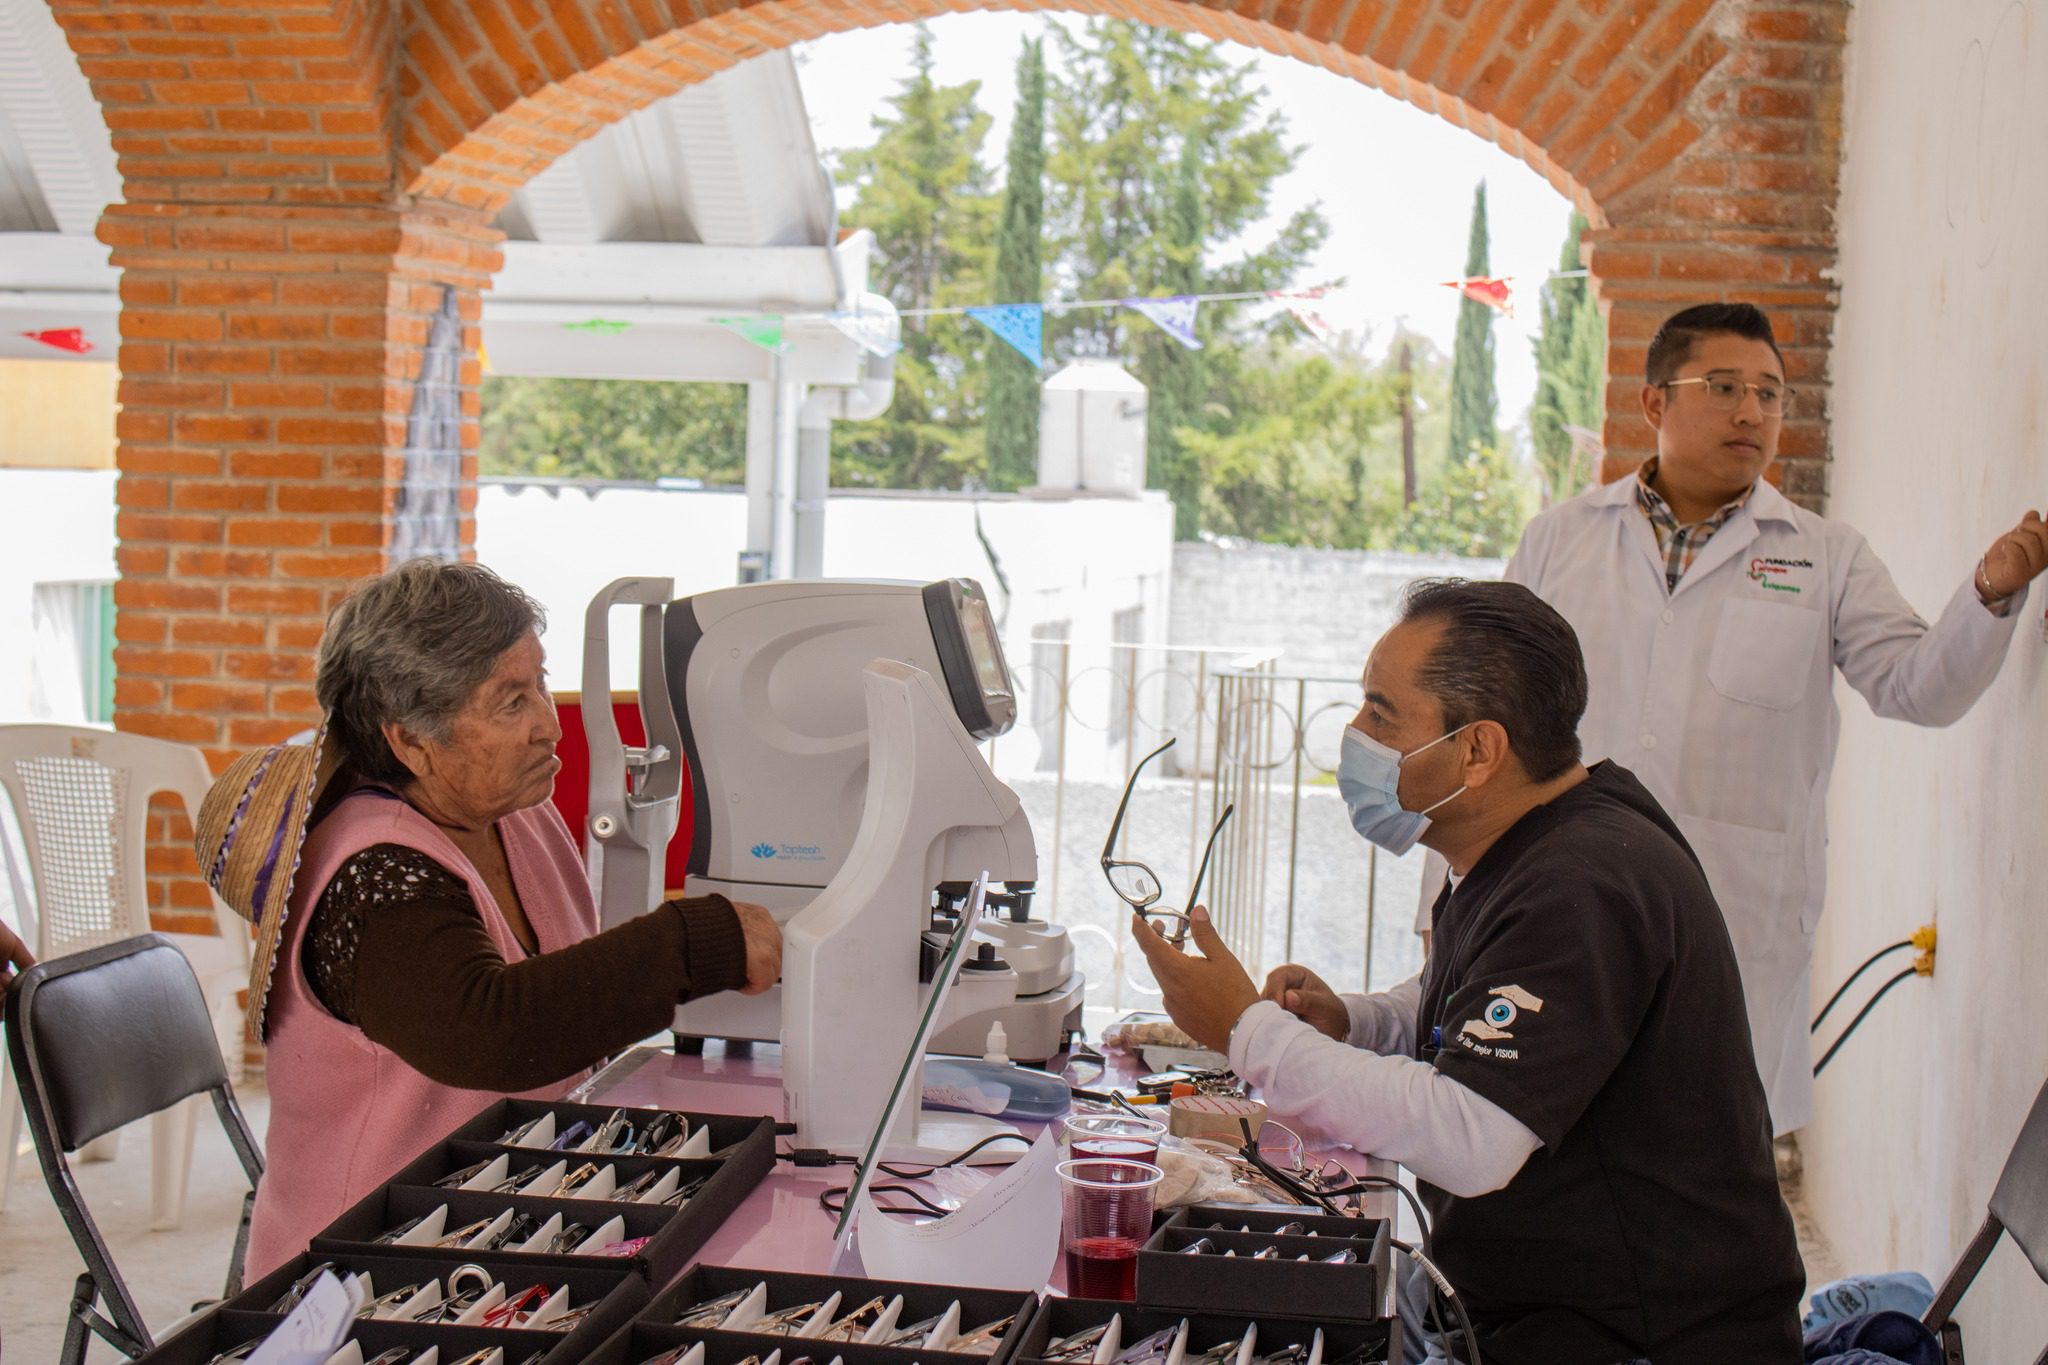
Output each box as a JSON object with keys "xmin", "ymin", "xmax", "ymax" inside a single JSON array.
[{"xmin": 0, "ymin": 725, "xmax": 252, "ymax": 1227}]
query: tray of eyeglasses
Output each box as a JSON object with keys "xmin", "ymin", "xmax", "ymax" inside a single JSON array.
[
  {"xmin": 1134, "ymin": 1208, "xmax": 1390, "ymax": 1325},
  {"xmin": 262, "ymin": 1250, "xmax": 643, "ymax": 1341},
  {"xmin": 579, "ymin": 1264, "xmax": 1039, "ymax": 1365},
  {"xmin": 1009, "ymin": 1299, "xmax": 1393, "ymax": 1365},
  {"xmin": 311, "ymin": 1103, "xmax": 776, "ymax": 1286},
  {"xmin": 134, "ymin": 1272, "xmax": 639, "ymax": 1365}
]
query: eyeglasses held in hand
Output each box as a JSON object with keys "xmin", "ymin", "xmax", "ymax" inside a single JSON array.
[{"xmin": 1101, "ymin": 737, "xmax": 1234, "ymax": 950}]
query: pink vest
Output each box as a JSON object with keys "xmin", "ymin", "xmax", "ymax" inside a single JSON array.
[{"xmin": 245, "ymin": 790, "xmax": 601, "ymax": 1279}]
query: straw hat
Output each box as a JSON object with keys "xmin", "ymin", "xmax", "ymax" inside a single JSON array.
[{"xmin": 194, "ymin": 726, "xmax": 338, "ymax": 1040}]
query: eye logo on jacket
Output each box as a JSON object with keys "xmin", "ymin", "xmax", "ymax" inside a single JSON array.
[{"xmin": 1459, "ymin": 983, "xmax": 1545, "ymax": 1045}]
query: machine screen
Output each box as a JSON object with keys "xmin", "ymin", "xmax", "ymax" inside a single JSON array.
[
  {"xmin": 959, "ymin": 595, "xmax": 1013, "ymax": 702},
  {"xmin": 921, "ymin": 578, "xmax": 1018, "ymax": 739}
]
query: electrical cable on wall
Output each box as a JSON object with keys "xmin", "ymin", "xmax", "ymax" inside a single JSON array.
[{"xmin": 1812, "ymin": 925, "xmax": 1936, "ymax": 1076}]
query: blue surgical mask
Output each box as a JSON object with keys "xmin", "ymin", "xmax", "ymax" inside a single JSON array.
[{"xmin": 1336, "ymin": 723, "xmax": 1470, "ymax": 856}]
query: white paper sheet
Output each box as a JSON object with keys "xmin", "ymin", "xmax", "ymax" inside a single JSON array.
[
  {"xmin": 850, "ymin": 1127, "xmax": 1061, "ymax": 1290},
  {"xmin": 250, "ymin": 1270, "xmax": 365, "ymax": 1365}
]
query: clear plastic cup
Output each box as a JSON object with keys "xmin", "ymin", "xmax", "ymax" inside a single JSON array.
[
  {"xmin": 1056, "ymin": 1158, "xmax": 1164, "ymax": 1301},
  {"xmin": 1061, "ymin": 1113, "xmax": 1166, "ymax": 1163}
]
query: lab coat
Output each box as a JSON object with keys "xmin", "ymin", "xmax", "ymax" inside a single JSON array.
[{"xmin": 1424, "ymin": 473, "xmax": 2025, "ymax": 1134}]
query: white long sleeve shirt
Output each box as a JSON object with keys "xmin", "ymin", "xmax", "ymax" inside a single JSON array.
[{"xmin": 1226, "ymin": 976, "xmax": 1542, "ymax": 1198}]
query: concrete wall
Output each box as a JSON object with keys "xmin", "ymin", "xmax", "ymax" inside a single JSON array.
[
  {"xmin": 1170, "ymin": 542, "xmax": 1504, "ymax": 681},
  {"xmin": 1811, "ymin": 2, "xmax": 2048, "ymax": 1352}
]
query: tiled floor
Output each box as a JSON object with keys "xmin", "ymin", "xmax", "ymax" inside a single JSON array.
[{"xmin": 0, "ymin": 1083, "xmax": 1844, "ymax": 1361}]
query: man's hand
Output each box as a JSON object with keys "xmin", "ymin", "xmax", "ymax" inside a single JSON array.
[
  {"xmin": 731, "ymin": 901, "xmax": 782, "ymax": 995},
  {"xmin": 1978, "ymin": 509, "xmax": 2048, "ymax": 604},
  {"xmin": 0, "ymin": 919, "xmax": 32, "ymax": 981},
  {"xmin": 1261, "ymin": 963, "xmax": 1349, "ymax": 1041},
  {"xmin": 1129, "ymin": 906, "xmax": 1259, "ymax": 1053}
]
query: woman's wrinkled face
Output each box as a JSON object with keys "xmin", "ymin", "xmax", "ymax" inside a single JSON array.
[{"xmin": 407, "ymin": 633, "xmax": 563, "ymax": 828}]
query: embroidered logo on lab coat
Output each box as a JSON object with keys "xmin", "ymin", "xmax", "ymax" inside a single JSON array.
[
  {"xmin": 1748, "ymin": 556, "xmax": 1815, "ymax": 595},
  {"xmin": 1459, "ymin": 984, "xmax": 1545, "ymax": 1044}
]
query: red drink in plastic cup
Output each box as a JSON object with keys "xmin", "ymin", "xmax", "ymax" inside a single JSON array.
[
  {"xmin": 1064, "ymin": 1235, "xmax": 1143, "ymax": 1299},
  {"xmin": 1070, "ymin": 1135, "xmax": 1160, "ymax": 1163},
  {"xmin": 1056, "ymin": 1158, "xmax": 1163, "ymax": 1303}
]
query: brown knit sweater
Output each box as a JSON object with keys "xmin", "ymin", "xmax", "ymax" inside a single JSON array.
[{"xmin": 300, "ymin": 843, "xmax": 747, "ymax": 1091}]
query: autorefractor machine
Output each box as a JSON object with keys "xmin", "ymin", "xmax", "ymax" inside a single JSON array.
[{"xmin": 579, "ymin": 577, "xmax": 1086, "ymax": 1155}]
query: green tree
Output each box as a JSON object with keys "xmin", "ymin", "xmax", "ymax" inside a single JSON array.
[
  {"xmin": 1041, "ymin": 19, "xmax": 1327, "ymax": 535},
  {"xmin": 480, "ymin": 375, "xmax": 747, "ymax": 483},
  {"xmin": 830, "ymin": 25, "xmax": 997, "ymax": 490},
  {"xmin": 1394, "ymin": 440, "xmax": 1529, "ymax": 559},
  {"xmin": 1530, "ymin": 212, "xmax": 1607, "ymax": 505},
  {"xmin": 986, "ymin": 37, "xmax": 1047, "ymax": 493},
  {"xmin": 1141, "ymin": 132, "xmax": 1207, "ymax": 539},
  {"xmin": 1446, "ymin": 181, "xmax": 1498, "ymax": 462},
  {"xmin": 1179, "ymin": 335, "xmax": 1395, "ymax": 547}
]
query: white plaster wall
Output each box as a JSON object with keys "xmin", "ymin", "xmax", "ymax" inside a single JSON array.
[
  {"xmin": 1815, "ymin": 1, "xmax": 2048, "ymax": 1352},
  {"xmin": 474, "ymin": 480, "xmax": 1178, "ymax": 779}
]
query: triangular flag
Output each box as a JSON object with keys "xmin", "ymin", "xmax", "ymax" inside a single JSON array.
[
  {"xmin": 828, "ymin": 311, "xmax": 901, "ymax": 357},
  {"xmin": 1441, "ymin": 276, "xmax": 1514, "ymax": 317},
  {"xmin": 1270, "ymin": 292, "xmax": 1336, "ymax": 346},
  {"xmin": 562, "ymin": 318, "xmax": 631, "ymax": 335},
  {"xmin": 715, "ymin": 314, "xmax": 788, "ymax": 353},
  {"xmin": 22, "ymin": 327, "xmax": 92, "ymax": 354},
  {"xmin": 966, "ymin": 304, "xmax": 1043, "ymax": 368},
  {"xmin": 1124, "ymin": 296, "xmax": 1203, "ymax": 350}
]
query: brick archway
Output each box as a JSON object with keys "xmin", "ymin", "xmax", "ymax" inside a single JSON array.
[
  {"xmin": 408, "ymin": 0, "xmax": 1843, "ymax": 492},
  {"xmin": 51, "ymin": 0, "xmax": 1844, "ymax": 924}
]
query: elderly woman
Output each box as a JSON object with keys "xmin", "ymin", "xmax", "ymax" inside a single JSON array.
[{"xmin": 200, "ymin": 560, "xmax": 779, "ymax": 1278}]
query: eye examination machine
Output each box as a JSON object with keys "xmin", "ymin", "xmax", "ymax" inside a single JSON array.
[{"xmin": 579, "ymin": 576, "xmax": 1087, "ymax": 1157}]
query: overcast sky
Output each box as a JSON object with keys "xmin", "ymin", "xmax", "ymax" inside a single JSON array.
[{"xmin": 791, "ymin": 13, "xmax": 1579, "ymax": 440}]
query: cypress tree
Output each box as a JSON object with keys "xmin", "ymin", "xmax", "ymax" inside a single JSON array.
[
  {"xmin": 1447, "ymin": 181, "xmax": 1499, "ymax": 461},
  {"xmin": 1531, "ymin": 212, "xmax": 1606, "ymax": 504},
  {"xmin": 986, "ymin": 38, "xmax": 1046, "ymax": 491},
  {"xmin": 1142, "ymin": 131, "xmax": 1206, "ymax": 540}
]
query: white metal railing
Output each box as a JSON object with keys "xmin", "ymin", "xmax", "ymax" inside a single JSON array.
[{"xmin": 990, "ymin": 641, "xmax": 1425, "ymax": 1020}]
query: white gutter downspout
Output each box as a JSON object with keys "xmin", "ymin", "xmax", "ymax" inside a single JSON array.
[{"xmin": 792, "ymin": 291, "xmax": 899, "ymax": 578}]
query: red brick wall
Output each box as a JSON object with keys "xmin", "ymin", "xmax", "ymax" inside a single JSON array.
[{"xmin": 45, "ymin": 0, "xmax": 1850, "ymax": 934}]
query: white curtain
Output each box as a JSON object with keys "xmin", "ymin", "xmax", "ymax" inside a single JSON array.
[{"xmin": 29, "ymin": 580, "xmax": 99, "ymax": 724}]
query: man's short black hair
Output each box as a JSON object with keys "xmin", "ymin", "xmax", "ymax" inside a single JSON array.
[
  {"xmin": 1396, "ymin": 578, "xmax": 1587, "ymax": 782},
  {"xmin": 1646, "ymin": 302, "xmax": 1786, "ymax": 386}
]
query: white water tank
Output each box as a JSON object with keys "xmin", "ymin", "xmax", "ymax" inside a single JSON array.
[{"xmin": 1036, "ymin": 359, "xmax": 1148, "ymax": 495}]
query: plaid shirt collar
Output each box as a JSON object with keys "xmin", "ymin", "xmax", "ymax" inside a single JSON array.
[{"xmin": 1634, "ymin": 458, "xmax": 1756, "ymax": 593}]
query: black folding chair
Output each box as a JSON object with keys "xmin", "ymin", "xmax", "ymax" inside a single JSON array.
[
  {"xmin": 1923, "ymin": 1073, "xmax": 2048, "ymax": 1365},
  {"xmin": 4, "ymin": 934, "xmax": 265, "ymax": 1364}
]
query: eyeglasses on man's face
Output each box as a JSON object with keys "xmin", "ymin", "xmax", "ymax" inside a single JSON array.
[
  {"xmin": 1661, "ymin": 374, "xmax": 1794, "ymax": 416},
  {"xmin": 1101, "ymin": 737, "xmax": 1234, "ymax": 950}
]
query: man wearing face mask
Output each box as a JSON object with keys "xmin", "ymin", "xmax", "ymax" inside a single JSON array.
[{"xmin": 1132, "ymin": 578, "xmax": 1803, "ymax": 1365}]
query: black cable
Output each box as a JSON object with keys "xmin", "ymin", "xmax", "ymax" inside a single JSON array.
[
  {"xmin": 1811, "ymin": 940, "xmax": 1913, "ymax": 1032},
  {"xmin": 1231, "ymin": 1121, "xmax": 1436, "ymax": 1272},
  {"xmin": 876, "ymin": 1132, "xmax": 1030, "ymax": 1180},
  {"xmin": 1813, "ymin": 966, "xmax": 1916, "ymax": 1076},
  {"xmin": 818, "ymin": 1184, "xmax": 955, "ymax": 1219},
  {"xmin": 1390, "ymin": 1237, "xmax": 1481, "ymax": 1365},
  {"xmin": 812, "ymin": 1132, "xmax": 1033, "ymax": 1218}
]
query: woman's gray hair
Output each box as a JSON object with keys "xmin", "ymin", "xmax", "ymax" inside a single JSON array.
[{"xmin": 316, "ymin": 559, "xmax": 547, "ymax": 786}]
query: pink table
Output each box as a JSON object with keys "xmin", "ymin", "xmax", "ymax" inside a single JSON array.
[{"xmin": 578, "ymin": 1042, "xmax": 1398, "ymax": 1292}]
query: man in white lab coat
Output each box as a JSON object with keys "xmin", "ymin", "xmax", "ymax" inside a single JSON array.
[{"xmin": 1468, "ymin": 301, "xmax": 2048, "ymax": 1136}]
